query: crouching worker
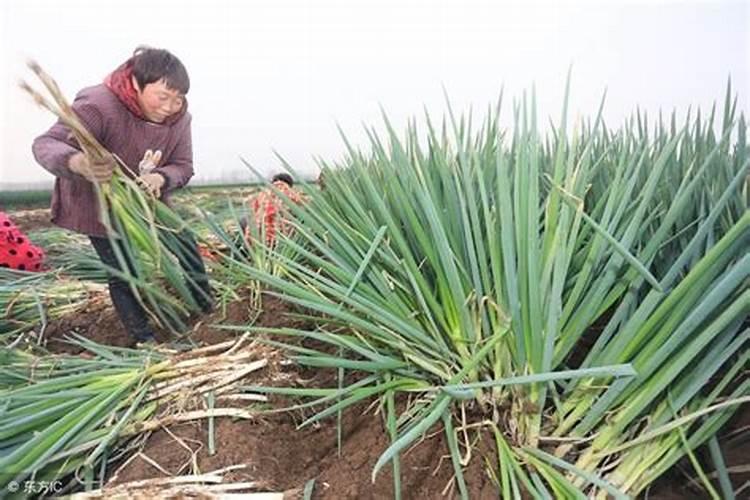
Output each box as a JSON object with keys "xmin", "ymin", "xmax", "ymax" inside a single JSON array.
[
  {"xmin": 31, "ymin": 46, "xmax": 212, "ymax": 343},
  {"xmin": 240, "ymin": 173, "xmax": 305, "ymax": 248}
]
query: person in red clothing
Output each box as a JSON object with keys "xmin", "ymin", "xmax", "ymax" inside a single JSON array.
[
  {"xmin": 244, "ymin": 173, "xmax": 305, "ymax": 247},
  {"xmin": 0, "ymin": 212, "xmax": 45, "ymax": 271}
]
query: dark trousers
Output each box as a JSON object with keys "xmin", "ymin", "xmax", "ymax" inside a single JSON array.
[{"xmin": 90, "ymin": 230, "xmax": 211, "ymax": 340}]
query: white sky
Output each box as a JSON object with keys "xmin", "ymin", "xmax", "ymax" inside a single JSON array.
[{"xmin": 0, "ymin": 0, "xmax": 747, "ymax": 188}]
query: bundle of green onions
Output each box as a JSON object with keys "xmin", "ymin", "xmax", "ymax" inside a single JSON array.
[
  {"xmin": 0, "ymin": 268, "xmax": 97, "ymax": 342},
  {"xmin": 230, "ymin": 80, "xmax": 748, "ymax": 497},
  {"xmin": 26, "ymin": 228, "xmax": 107, "ymax": 283},
  {"xmin": 20, "ymin": 61, "xmax": 207, "ymax": 334},
  {"xmin": 0, "ymin": 335, "xmax": 267, "ymax": 496}
]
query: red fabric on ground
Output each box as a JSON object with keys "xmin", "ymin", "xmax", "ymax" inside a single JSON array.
[{"xmin": 0, "ymin": 212, "xmax": 45, "ymax": 271}]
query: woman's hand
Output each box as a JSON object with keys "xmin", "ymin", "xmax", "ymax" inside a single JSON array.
[
  {"xmin": 138, "ymin": 149, "xmax": 162, "ymax": 175},
  {"xmin": 68, "ymin": 152, "xmax": 115, "ymax": 183},
  {"xmin": 139, "ymin": 172, "xmax": 166, "ymax": 198},
  {"xmin": 137, "ymin": 150, "xmax": 166, "ymax": 197}
]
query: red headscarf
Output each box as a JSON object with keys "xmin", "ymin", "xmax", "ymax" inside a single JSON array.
[{"xmin": 104, "ymin": 60, "xmax": 146, "ymax": 119}]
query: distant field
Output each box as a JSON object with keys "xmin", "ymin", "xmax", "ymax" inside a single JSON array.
[
  {"xmin": 0, "ymin": 189, "xmax": 53, "ymax": 210},
  {"xmin": 0, "ymin": 183, "xmax": 261, "ymax": 211}
]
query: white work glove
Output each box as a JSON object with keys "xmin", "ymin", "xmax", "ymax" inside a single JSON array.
[
  {"xmin": 136, "ymin": 150, "xmax": 165, "ymax": 198},
  {"xmin": 138, "ymin": 149, "xmax": 162, "ymax": 175}
]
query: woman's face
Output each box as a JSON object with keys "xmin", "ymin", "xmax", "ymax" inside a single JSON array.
[{"xmin": 132, "ymin": 77, "xmax": 184, "ymax": 123}]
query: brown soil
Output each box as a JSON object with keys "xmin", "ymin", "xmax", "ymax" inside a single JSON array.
[
  {"xmin": 44, "ymin": 293, "xmax": 133, "ymax": 353},
  {"xmin": 190, "ymin": 292, "xmax": 312, "ymax": 346},
  {"xmin": 111, "ymin": 397, "xmax": 498, "ymax": 499},
  {"xmin": 96, "ymin": 295, "xmax": 497, "ymax": 499},
  {"xmin": 43, "ymin": 288, "xmax": 300, "ymax": 353},
  {"xmin": 39, "ymin": 291, "xmax": 749, "ymax": 498}
]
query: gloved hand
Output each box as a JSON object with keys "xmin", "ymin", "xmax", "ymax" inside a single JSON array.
[
  {"xmin": 68, "ymin": 152, "xmax": 116, "ymax": 183},
  {"xmin": 138, "ymin": 149, "xmax": 162, "ymax": 175},
  {"xmin": 137, "ymin": 149, "xmax": 165, "ymax": 197},
  {"xmin": 139, "ymin": 173, "xmax": 166, "ymax": 198}
]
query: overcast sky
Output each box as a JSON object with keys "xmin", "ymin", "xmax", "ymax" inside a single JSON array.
[{"xmin": 0, "ymin": 0, "xmax": 747, "ymax": 188}]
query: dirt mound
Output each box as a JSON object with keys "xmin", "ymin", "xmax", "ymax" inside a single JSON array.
[
  {"xmin": 43, "ymin": 289, "xmax": 300, "ymax": 353},
  {"xmin": 106, "ymin": 295, "xmax": 499, "ymax": 499},
  {"xmin": 112, "ymin": 400, "xmax": 745, "ymax": 499},
  {"xmin": 190, "ymin": 293, "xmax": 311, "ymax": 346},
  {"xmin": 44, "ymin": 294, "xmax": 133, "ymax": 353},
  {"xmin": 40, "ymin": 292, "xmax": 748, "ymax": 498},
  {"xmin": 111, "ymin": 401, "xmax": 497, "ymax": 499}
]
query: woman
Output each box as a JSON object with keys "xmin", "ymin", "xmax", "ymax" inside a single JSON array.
[{"xmin": 32, "ymin": 46, "xmax": 212, "ymax": 343}]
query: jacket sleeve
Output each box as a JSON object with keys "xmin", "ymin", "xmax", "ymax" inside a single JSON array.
[
  {"xmin": 159, "ymin": 115, "xmax": 194, "ymax": 191},
  {"xmin": 31, "ymin": 92, "xmax": 105, "ymax": 181}
]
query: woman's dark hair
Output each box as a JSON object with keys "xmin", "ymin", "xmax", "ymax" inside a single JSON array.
[
  {"xmin": 131, "ymin": 46, "xmax": 190, "ymax": 94},
  {"xmin": 271, "ymin": 173, "xmax": 294, "ymax": 186}
]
